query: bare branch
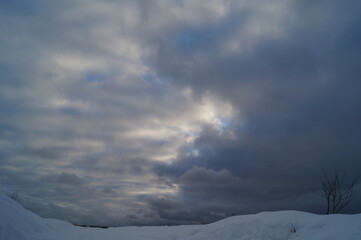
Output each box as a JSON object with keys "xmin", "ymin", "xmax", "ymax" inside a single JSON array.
[{"xmin": 320, "ymin": 169, "xmax": 358, "ymax": 214}]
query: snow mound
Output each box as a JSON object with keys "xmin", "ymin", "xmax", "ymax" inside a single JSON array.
[
  {"xmin": 1, "ymin": 194, "xmax": 361, "ymax": 240},
  {"xmin": 0, "ymin": 194, "xmax": 50, "ymax": 239},
  {"xmin": 0, "ymin": 194, "xmax": 75, "ymax": 240}
]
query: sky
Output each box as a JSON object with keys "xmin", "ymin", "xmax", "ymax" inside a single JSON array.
[{"xmin": 1, "ymin": 0, "xmax": 361, "ymax": 226}]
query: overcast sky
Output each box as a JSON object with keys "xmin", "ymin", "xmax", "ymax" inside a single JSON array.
[{"xmin": 1, "ymin": 0, "xmax": 361, "ymax": 226}]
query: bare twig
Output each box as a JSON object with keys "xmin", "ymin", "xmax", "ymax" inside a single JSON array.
[{"xmin": 320, "ymin": 169, "xmax": 359, "ymax": 214}]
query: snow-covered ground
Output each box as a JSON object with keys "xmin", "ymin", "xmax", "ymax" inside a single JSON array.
[{"xmin": 1, "ymin": 194, "xmax": 360, "ymax": 240}]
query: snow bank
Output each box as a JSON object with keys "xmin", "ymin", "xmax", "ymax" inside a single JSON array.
[
  {"xmin": 0, "ymin": 194, "xmax": 78, "ymax": 240},
  {"xmin": 1, "ymin": 194, "xmax": 360, "ymax": 240}
]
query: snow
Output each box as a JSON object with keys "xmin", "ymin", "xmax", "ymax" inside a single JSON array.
[{"xmin": 1, "ymin": 194, "xmax": 360, "ymax": 240}]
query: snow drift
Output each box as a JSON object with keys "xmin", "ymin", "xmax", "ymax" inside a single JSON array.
[{"xmin": 1, "ymin": 194, "xmax": 360, "ymax": 240}]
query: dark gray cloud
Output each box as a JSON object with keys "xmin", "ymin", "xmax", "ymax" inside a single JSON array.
[
  {"xmin": 150, "ymin": 0, "xmax": 361, "ymax": 221},
  {"xmin": 45, "ymin": 172, "xmax": 86, "ymax": 186},
  {"xmin": 1, "ymin": 0, "xmax": 361, "ymax": 226}
]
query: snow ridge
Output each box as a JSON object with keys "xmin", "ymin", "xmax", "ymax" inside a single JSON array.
[{"xmin": 1, "ymin": 194, "xmax": 360, "ymax": 240}]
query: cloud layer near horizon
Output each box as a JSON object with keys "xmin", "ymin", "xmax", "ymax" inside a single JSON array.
[{"xmin": 1, "ymin": 0, "xmax": 361, "ymax": 226}]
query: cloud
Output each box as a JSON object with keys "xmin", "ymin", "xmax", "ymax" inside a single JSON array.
[
  {"xmin": 150, "ymin": 0, "xmax": 361, "ymax": 215},
  {"xmin": 1, "ymin": 0, "xmax": 361, "ymax": 226},
  {"xmin": 46, "ymin": 172, "xmax": 86, "ymax": 186}
]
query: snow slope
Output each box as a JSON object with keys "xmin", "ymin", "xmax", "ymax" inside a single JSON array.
[{"xmin": 1, "ymin": 194, "xmax": 360, "ymax": 240}]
